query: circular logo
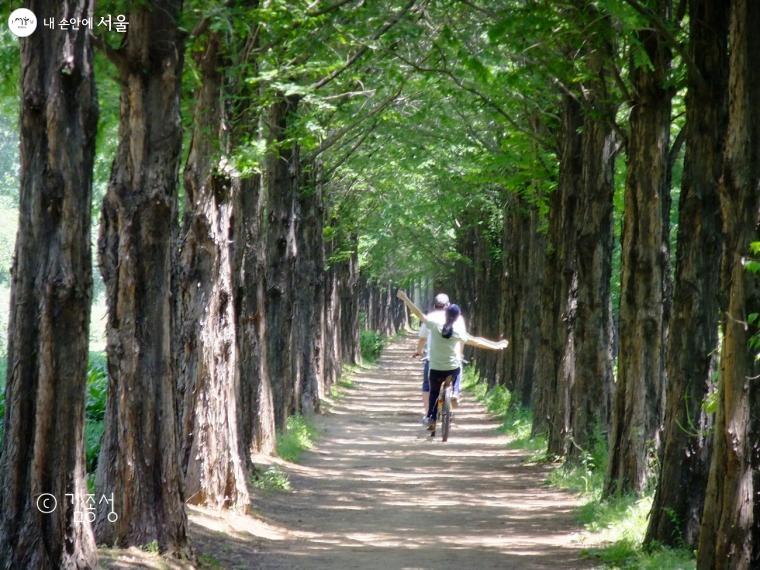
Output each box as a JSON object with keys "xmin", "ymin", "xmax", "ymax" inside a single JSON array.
[
  {"xmin": 36, "ymin": 493, "xmax": 57, "ymax": 514},
  {"xmin": 8, "ymin": 8, "xmax": 37, "ymax": 37}
]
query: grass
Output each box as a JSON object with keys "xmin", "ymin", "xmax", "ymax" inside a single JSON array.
[
  {"xmin": 198, "ymin": 553, "xmax": 224, "ymax": 569},
  {"xmin": 462, "ymin": 368, "xmax": 547, "ymax": 460},
  {"xmin": 251, "ymin": 465, "xmax": 291, "ymax": 492},
  {"xmin": 275, "ymin": 414, "xmax": 317, "ymax": 462},
  {"xmin": 329, "ymin": 372, "xmax": 356, "ymax": 401},
  {"xmin": 360, "ymin": 329, "xmax": 386, "ymax": 363},
  {"xmin": 463, "ymin": 368, "xmax": 695, "ymax": 570}
]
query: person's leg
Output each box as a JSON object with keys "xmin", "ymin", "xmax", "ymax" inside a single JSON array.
[
  {"xmin": 452, "ymin": 367, "xmax": 462, "ymax": 407},
  {"xmin": 421, "ymin": 359, "xmax": 430, "ymax": 416},
  {"xmin": 428, "ymin": 371, "xmax": 444, "ymax": 422}
]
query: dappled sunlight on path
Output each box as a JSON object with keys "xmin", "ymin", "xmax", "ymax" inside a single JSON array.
[{"xmin": 188, "ymin": 335, "xmax": 596, "ymax": 569}]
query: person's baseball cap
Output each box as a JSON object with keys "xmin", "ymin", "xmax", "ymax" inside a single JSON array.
[{"xmin": 434, "ymin": 293, "xmax": 450, "ymax": 306}]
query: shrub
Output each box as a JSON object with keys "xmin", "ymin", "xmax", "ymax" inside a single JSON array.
[
  {"xmin": 86, "ymin": 354, "xmax": 108, "ymax": 422},
  {"xmin": 252, "ymin": 465, "xmax": 291, "ymax": 492},
  {"xmin": 360, "ymin": 329, "xmax": 385, "ymax": 362},
  {"xmin": 276, "ymin": 414, "xmax": 317, "ymax": 462}
]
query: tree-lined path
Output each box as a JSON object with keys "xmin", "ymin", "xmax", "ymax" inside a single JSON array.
[{"xmin": 187, "ymin": 335, "xmax": 592, "ymax": 570}]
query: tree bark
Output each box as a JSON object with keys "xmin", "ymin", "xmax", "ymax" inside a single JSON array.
[
  {"xmin": 605, "ymin": 2, "xmax": 672, "ymax": 496},
  {"xmin": 0, "ymin": 1, "xmax": 98, "ymax": 567},
  {"xmin": 646, "ymin": 0, "xmax": 728, "ymax": 547},
  {"xmin": 569, "ymin": 31, "xmax": 617, "ymax": 462},
  {"xmin": 545, "ymin": 95, "xmax": 582, "ymax": 456},
  {"xmin": 95, "ymin": 0, "xmax": 189, "ymax": 553},
  {"xmin": 175, "ymin": 34, "xmax": 249, "ymax": 510},
  {"xmin": 697, "ymin": 0, "xmax": 760, "ymax": 566},
  {"xmin": 234, "ymin": 173, "xmax": 275, "ymax": 455},
  {"xmin": 294, "ymin": 164, "xmax": 326, "ymax": 415},
  {"xmin": 264, "ymin": 96, "xmax": 300, "ymax": 430}
]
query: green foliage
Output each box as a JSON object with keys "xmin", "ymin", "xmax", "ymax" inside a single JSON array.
[
  {"xmin": 276, "ymin": 414, "xmax": 317, "ymax": 462},
  {"xmin": 462, "ymin": 368, "xmax": 546, "ymax": 458},
  {"xmin": 252, "ymin": 465, "xmax": 291, "ymax": 492},
  {"xmin": 464, "ymin": 367, "xmax": 692, "ymax": 568},
  {"xmin": 360, "ymin": 329, "xmax": 385, "ymax": 362},
  {"xmin": 548, "ymin": 428, "xmax": 608, "ymax": 494},
  {"xmin": 85, "ymin": 420, "xmax": 105, "ymax": 474},
  {"xmin": 198, "ymin": 553, "xmax": 225, "ymax": 569},
  {"xmin": 328, "ymin": 372, "xmax": 356, "ymax": 402},
  {"xmin": 86, "ymin": 352, "xmax": 108, "ymax": 422}
]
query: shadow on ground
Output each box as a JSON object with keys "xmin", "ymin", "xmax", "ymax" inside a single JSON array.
[{"xmin": 186, "ymin": 335, "xmax": 597, "ymax": 570}]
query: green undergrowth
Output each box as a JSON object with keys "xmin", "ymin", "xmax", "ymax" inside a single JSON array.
[
  {"xmin": 548, "ymin": 439, "xmax": 694, "ymax": 568},
  {"xmin": 198, "ymin": 553, "xmax": 225, "ymax": 569},
  {"xmin": 329, "ymin": 374, "xmax": 356, "ymax": 401},
  {"xmin": 360, "ymin": 329, "xmax": 386, "ymax": 363},
  {"xmin": 251, "ymin": 465, "xmax": 291, "ymax": 492},
  {"xmin": 462, "ymin": 368, "xmax": 546, "ymax": 460},
  {"xmin": 0, "ymin": 353, "xmax": 108, "ymax": 465},
  {"xmin": 275, "ymin": 414, "xmax": 317, "ymax": 462},
  {"xmin": 463, "ymin": 368, "xmax": 694, "ymax": 569}
]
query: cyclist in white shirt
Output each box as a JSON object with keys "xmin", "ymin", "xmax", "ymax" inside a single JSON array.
[
  {"xmin": 397, "ymin": 290, "xmax": 507, "ymax": 429},
  {"xmin": 413, "ymin": 293, "xmax": 465, "ymax": 421}
]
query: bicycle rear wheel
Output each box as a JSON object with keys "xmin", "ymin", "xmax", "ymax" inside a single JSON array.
[{"xmin": 441, "ymin": 397, "xmax": 451, "ymax": 442}]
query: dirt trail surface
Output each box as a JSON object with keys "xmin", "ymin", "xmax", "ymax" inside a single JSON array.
[{"xmin": 183, "ymin": 334, "xmax": 597, "ymax": 569}]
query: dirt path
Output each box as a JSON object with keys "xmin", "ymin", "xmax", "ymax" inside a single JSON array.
[{"xmin": 188, "ymin": 335, "xmax": 596, "ymax": 569}]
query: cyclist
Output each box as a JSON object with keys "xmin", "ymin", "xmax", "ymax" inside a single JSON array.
[
  {"xmin": 413, "ymin": 293, "xmax": 465, "ymax": 421},
  {"xmin": 397, "ymin": 290, "xmax": 508, "ymax": 429}
]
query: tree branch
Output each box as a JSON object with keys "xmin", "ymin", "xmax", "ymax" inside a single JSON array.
[
  {"xmin": 313, "ymin": 0, "xmax": 417, "ymax": 90},
  {"xmin": 306, "ymin": 0, "xmax": 358, "ymax": 17},
  {"xmin": 307, "ymin": 86, "xmax": 404, "ymax": 160}
]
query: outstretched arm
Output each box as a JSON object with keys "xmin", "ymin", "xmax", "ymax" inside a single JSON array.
[
  {"xmin": 396, "ymin": 290, "xmax": 427, "ymax": 322},
  {"xmin": 465, "ymin": 335, "xmax": 508, "ymax": 350}
]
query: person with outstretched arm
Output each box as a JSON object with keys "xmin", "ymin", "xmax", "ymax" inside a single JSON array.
[
  {"xmin": 397, "ymin": 290, "xmax": 507, "ymax": 429},
  {"xmin": 413, "ymin": 293, "xmax": 466, "ymax": 421}
]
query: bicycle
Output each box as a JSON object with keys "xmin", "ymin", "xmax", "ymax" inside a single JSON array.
[{"xmin": 430, "ymin": 374, "xmax": 454, "ymax": 441}]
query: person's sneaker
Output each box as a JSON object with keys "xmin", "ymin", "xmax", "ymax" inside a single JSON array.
[{"xmin": 451, "ymin": 394, "xmax": 460, "ymax": 408}]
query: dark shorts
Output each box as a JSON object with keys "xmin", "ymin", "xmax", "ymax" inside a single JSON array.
[
  {"xmin": 424, "ymin": 363, "xmax": 460, "ymax": 393},
  {"xmin": 427, "ymin": 368, "xmax": 461, "ymax": 420}
]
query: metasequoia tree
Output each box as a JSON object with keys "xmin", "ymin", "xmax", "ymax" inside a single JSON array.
[
  {"xmin": 606, "ymin": 0, "xmax": 673, "ymax": 497},
  {"xmin": 647, "ymin": 0, "xmax": 728, "ymax": 547},
  {"xmin": 175, "ymin": 30, "xmax": 250, "ymax": 510},
  {"xmin": 697, "ymin": 0, "xmax": 760, "ymax": 566},
  {"xmin": 95, "ymin": 0, "xmax": 189, "ymax": 552},
  {"xmin": 0, "ymin": 1, "xmax": 98, "ymax": 567}
]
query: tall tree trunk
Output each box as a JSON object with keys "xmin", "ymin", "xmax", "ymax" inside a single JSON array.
[
  {"xmin": 339, "ymin": 247, "xmax": 361, "ymax": 365},
  {"xmin": 295, "ymin": 165, "xmax": 326, "ymax": 415},
  {"xmin": 95, "ymin": 0, "xmax": 188, "ymax": 552},
  {"xmin": 646, "ymin": 0, "xmax": 728, "ymax": 547},
  {"xmin": 0, "ymin": 1, "xmax": 98, "ymax": 567},
  {"xmin": 570, "ymin": 34, "xmax": 617, "ymax": 462},
  {"xmin": 501, "ymin": 199, "xmax": 544, "ymax": 408},
  {"xmin": 605, "ymin": 2, "xmax": 672, "ymax": 496},
  {"xmin": 234, "ymin": 173, "xmax": 275, "ymax": 455},
  {"xmin": 264, "ymin": 96, "xmax": 300, "ymax": 430},
  {"xmin": 697, "ymin": 0, "xmax": 760, "ymax": 566},
  {"xmin": 175, "ymin": 34, "xmax": 249, "ymax": 509},
  {"xmin": 546, "ymin": 95, "xmax": 582, "ymax": 456}
]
